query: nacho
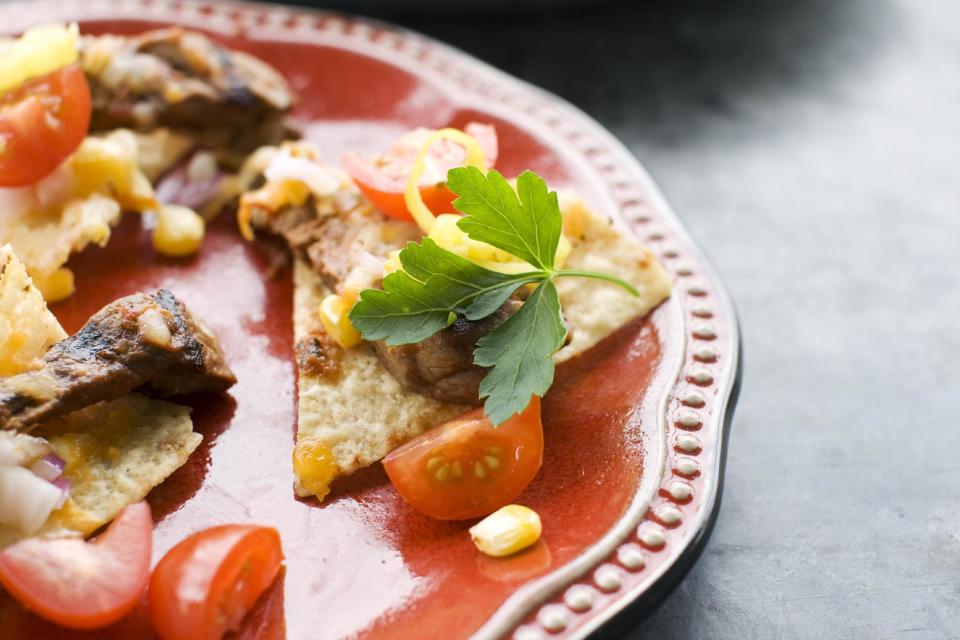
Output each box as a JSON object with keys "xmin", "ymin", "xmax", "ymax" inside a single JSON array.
[
  {"xmin": 0, "ymin": 245, "xmax": 68, "ymax": 376},
  {"xmin": 292, "ymin": 199, "xmax": 671, "ymax": 498},
  {"xmin": 0, "ymin": 256, "xmax": 209, "ymax": 548},
  {"xmin": 293, "ymin": 261, "xmax": 467, "ymax": 499}
]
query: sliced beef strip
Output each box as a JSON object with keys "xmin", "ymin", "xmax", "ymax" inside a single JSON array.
[
  {"xmin": 372, "ymin": 299, "xmax": 522, "ymax": 406},
  {"xmin": 256, "ymin": 201, "xmax": 418, "ymax": 293},
  {"xmin": 300, "ymin": 213, "xmax": 381, "ymax": 292},
  {"xmin": 0, "ymin": 290, "xmax": 236, "ymax": 432},
  {"xmin": 82, "ymin": 28, "xmax": 296, "ymax": 158},
  {"xmin": 249, "ymin": 194, "xmax": 522, "ymax": 406}
]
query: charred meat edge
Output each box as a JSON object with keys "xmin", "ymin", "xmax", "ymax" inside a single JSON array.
[{"xmin": 0, "ymin": 290, "xmax": 236, "ymax": 432}]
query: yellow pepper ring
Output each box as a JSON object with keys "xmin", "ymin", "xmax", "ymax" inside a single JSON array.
[{"xmin": 403, "ymin": 128, "xmax": 488, "ymax": 234}]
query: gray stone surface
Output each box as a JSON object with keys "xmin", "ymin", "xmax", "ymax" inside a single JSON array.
[{"xmin": 376, "ymin": 1, "xmax": 960, "ymax": 638}]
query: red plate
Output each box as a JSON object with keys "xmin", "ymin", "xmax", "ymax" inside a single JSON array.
[{"xmin": 0, "ymin": 2, "xmax": 741, "ymax": 638}]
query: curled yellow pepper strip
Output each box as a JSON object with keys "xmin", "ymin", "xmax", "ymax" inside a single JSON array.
[
  {"xmin": 403, "ymin": 128, "xmax": 488, "ymax": 234},
  {"xmin": 0, "ymin": 24, "xmax": 80, "ymax": 95}
]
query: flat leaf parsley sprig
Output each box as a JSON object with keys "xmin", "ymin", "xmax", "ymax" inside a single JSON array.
[{"xmin": 349, "ymin": 167, "xmax": 638, "ymax": 425}]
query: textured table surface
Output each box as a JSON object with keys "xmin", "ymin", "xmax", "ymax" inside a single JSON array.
[
  {"xmin": 367, "ymin": 1, "xmax": 960, "ymax": 638},
  {"xmin": 6, "ymin": 0, "xmax": 959, "ymax": 637}
]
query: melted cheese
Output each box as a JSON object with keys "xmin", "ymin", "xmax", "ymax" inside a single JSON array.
[
  {"xmin": 38, "ymin": 394, "xmax": 200, "ymax": 537},
  {"xmin": 0, "ymin": 130, "xmax": 158, "ymax": 301}
]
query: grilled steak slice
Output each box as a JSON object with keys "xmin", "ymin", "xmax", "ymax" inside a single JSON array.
[
  {"xmin": 0, "ymin": 290, "xmax": 236, "ymax": 432},
  {"xmin": 251, "ymin": 198, "xmax": 419, "ymax": 293},
  {"xmin": 81, "ymin": 28, "xmax": 295, "ymax": 159},
  {"xmin": 371, "ymin": 299, "xmax": 522, "ymax": 406},
  {"xmin": 240, "ymin": 149, "xmax": 523, "ymax": 406},
  {"xmin": 251, "ymin": 199, "xmax": 519, "ymax": 404}
]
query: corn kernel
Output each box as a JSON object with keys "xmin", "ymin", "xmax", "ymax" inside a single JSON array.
[
  {"xmin": 318, "ymin": 294, "xmax": 362, "ymax": 348},
  {"xmin": 33, "ymin": 267, "xmax": 75, "ymax": 303},
  {"xmin": 153, "ymin": 205, "xmax": 205, "ymax": 257},
  {"xmin": 469, "ymin": 505, "xmax": 542, "ymax": 557},
  {"xmin": 292, "ymin": 438, "xmax": 338, "ymax": 501}
]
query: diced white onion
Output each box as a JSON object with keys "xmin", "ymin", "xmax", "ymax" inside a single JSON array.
[
  {"xmin": 0, "ymin": 465, "xmax": 63, "ymax": 534},
  {"xmin": 186, "ymin": 151, "xmax": 218, "ymax": 183},
  {"xmin": 30, "ymin": 453, "xmax": 66, "ymax": 482},
  {"xmin": 0, "ymin": 432, "xmax": 52, "ymax": 467},
  {"xmin": 352, "ymin": 249, "xmax": 386, "ymax": 275},
  {"xmin": 0, "ymin": 438, "xmax": 23, "ymax": 467},
  {"xmin": 264, "ymin": 149, "xmax": 339, "ymax": 197}
]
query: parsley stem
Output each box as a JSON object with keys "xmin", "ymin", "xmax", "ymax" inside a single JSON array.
[{"xmin": 554, "ymin": 269, "xmax": 640, "ymax": 297}]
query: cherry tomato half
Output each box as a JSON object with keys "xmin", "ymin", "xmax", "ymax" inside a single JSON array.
[
  {"xmin": 0, "ymin": 63, "xmax": 92, "ymax": 187},
  {"xmin": 384, "ymin": 397, "xmax": 543, "ymax": 520},
  {"xmin": 342, "ymin": 122, "xmax": 498, "ymax": 222},
  {"xmin": 0, "ymin": 501, "xmax": 153, "ymax": 630},
  {"xmin": 148, "ymin": 524, "xmax": 284, "ymax": 640}
]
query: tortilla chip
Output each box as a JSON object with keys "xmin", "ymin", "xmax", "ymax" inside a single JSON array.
[
  {"xmin": 292, "ymin": 199, "xmax": 671, "ymax": 499},
  {"xmin": 35, "ymin": 394, "xmax": 200, "ymax": 537},
  {"xmin": 0, "ymin": 193, "xmax": 121, "ymax": 287},
  {"xmin": 0, "ymin": 394, "xmax": 199, "ymax": 547},
  {"xmin": 293, "ymin": 261, "xmax": 466, "ymax": 497},
  {"xmin": 554, "ymin": 195, "xmax": 673, "ymax": 361},
  {"xmin": 35, "ymin": 394, "xmax": 203, "ymax": 536},
  {"xmin": 0, "ymin": 245, "xmax": 68, "ymax": 376}
]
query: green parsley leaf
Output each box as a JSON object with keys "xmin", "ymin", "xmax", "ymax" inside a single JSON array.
[
  {"xmin": 473, "ymin": 280, "xmax": 567, "ymax": 425},
  {"xmin": 349, "ymin": 167, "xmax": 640, "ymax": 425},
  {"xmin": 349, "ymin": 238, "xmax": 544, "ymax": 346},
  {"xmin": 448, "ymin": 167, "xmax": 562, "ymax": 271}
]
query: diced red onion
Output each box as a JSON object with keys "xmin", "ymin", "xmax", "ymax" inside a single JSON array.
[
  {"xmin": 156, "ymin": 166, "xmax": 225, "ymax": 213},
  {"xmin": 30, "ymin": 453, "xmax": 66, "ymax": 482},
  {"xmin": 52, "ymin": 477, "xmax": 71, "ymax": 510},
  {"xmin": 353, "ymin": 249, "xmax": 386, "ymax": 274}
]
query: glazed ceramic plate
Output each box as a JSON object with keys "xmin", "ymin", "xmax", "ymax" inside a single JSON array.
[{"xmin": 0, "ymin": 1, "xmax": 741, "ymax": 638}]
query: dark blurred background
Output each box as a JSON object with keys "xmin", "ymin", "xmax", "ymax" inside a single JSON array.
[{"xmin": 289, "ymin": 0, "xmax": 959, "ymax": 638}]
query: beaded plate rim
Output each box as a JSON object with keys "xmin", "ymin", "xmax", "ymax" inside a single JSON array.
[{"xmin": 0, "ymin": 2, "xmax": 742, "ymax": 638}]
